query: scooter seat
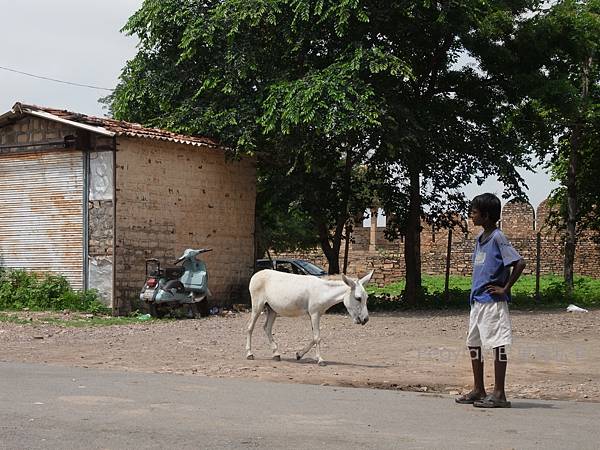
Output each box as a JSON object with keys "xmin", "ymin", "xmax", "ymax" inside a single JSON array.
[{"xmin": 165, "ymin": 267, "xmax": 185, "ymax": 279}]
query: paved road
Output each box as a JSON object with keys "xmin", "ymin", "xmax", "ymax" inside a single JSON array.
[{"xmin": 1, "ymin": 362, "xmax": 599, "ymax": 449}]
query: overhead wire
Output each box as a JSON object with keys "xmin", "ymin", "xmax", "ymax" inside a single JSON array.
[{"xmin": 0, "ymin": 65, "xmax": 114, "ymax": 91}]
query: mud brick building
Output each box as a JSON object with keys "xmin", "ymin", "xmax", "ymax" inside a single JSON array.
[
  {"xmin": 277, "ymin": 200, "xmax": 600, "ymax": 285},
  {"xmin": 0, "ymin": 102, "xmax": 256, "ymax": 314}
]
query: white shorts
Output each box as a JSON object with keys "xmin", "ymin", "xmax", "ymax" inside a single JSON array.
[{"xmin": 466, "ymin": 301, "xmax": 512, "ymax": 349}]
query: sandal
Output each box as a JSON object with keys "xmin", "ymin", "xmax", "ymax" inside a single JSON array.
[
  {"xmin": 473, "ymin": 394, "xmax": 511, "ymax": 408},
  {"xmin": 455, "ymin": 391, "xmax": 485, "ymax": 404}
]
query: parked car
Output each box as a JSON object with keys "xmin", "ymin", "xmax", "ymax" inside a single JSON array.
[{"xmin": 255, "ymin": 258, "xmax": 327, "ymax": 277}]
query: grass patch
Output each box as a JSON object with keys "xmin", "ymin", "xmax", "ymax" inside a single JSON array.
[
  {"xmin": 37, "ymin": 316, "xmax": 156, "ymax": 327},
  {"xmin": 0, "ymin": 313, "xmax": 35, "ymax": 325},
  {"xmin": 366, "ymin": 275, "xmax": 600, "ymax": 311},
  {"xmin": 0, "ymin": 311, "xmax": 159, "ymax": 327}
]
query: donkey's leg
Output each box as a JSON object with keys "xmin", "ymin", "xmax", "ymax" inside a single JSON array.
[
  {"xmin": 246, "ymin": 301, "xmax": 263, "ymax": 360},
  {"xmin": 296, "ymin": 312, "xmax": 322, "ymax": 363},
  {"xmin": 295, "ymin": 338, "xmax": 314, "ymax": 361},
  {"xmin": 263, "ymin": 306, "xmax": 280, "ymax": 360},
  {"xmin": 309, "ymin": 313, "xmax": 326, "ymax": 366}
]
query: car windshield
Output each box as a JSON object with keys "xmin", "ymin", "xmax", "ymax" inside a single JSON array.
[{"xmin": 294, "ymin": 260, "xmax": 327, "ymax": 275}]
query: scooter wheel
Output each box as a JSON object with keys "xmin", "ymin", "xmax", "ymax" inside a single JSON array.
[
  {"xmin": 148, "ymin": 303, "xmax": 165, "ymax": 318},
  {"xmin": 188, "ymin": 301, "xmax": 209, "ymax": 318}
]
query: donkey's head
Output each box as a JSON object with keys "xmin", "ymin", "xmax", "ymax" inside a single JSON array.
[{"xmin": 341, "ymin": 271, "xmax": 373, "ymax": 325}]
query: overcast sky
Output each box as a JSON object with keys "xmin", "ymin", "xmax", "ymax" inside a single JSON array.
[{"xmin": 0, "ymin": 0, "xmax": 557, "ymax": 208}]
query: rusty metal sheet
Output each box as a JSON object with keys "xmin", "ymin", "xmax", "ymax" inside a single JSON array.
[{"xmin": 0, "ymin": 150, "xmax": 83, "ymax": 289}]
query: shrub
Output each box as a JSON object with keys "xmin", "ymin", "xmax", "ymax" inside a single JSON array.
[{"xmin": 0, "ymin": 268, "xmax": 108, "ymax": 313}]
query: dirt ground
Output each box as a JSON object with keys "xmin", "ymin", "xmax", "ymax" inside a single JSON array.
[{"xmin": 1, "ymin": 309, "xmax": 598, "ymax": 402}]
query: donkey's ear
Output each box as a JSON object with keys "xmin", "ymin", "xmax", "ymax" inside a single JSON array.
[
  {"xmin": 341, "ymin": 274, "xmax": 356, "ymax": 288},
  {"xmin": 359, "ymin": 270, "xmax": 374, "ymax": 286}
]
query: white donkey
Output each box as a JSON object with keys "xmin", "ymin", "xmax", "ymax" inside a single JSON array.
[{"xmin": 246, "ymin": 269, "xmax": 373, "ymax": 366}]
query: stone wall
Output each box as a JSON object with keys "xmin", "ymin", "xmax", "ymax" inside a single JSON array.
[
  {"xmin": 113, "ymin": 137, "xmax": 256, "ymax": 313},
  {"xmin": 87, "ymin": 199, "xmax": 114, "ymax": 305},
  {"xmin": 86, "ymin": 146, "xmax": 115, "ymax": 305},
  {"xmin": 277, "ymin": 199, "xmax": 600, "ymax": 286},
  {"xmin": 88, "ymin": 200, "xmax": 113, "ymax": 256}
]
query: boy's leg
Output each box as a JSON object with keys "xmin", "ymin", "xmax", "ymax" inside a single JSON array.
[
  {"xmin": 456, "ymin": 346, "xmax": 486, "ymax": 403},
  {"xmin": 470, "ymin": 346, "xmax": 486, "ymax": 396},
  {"xmin": 487, "ymin": 302, "xmax": 511, "ymax": 402},
  {"xmin": 493, "ymin": 346, "xmax": 508, "ymax": 401},
  {"xmin": 456, "ymin": 303, "xmax": 486, "ymax": 403},
  {"xmin": 473, "ymin": 302, "xmax": 512, "ymax": 407}
]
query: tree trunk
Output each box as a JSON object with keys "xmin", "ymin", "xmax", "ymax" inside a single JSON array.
[
  {"xmin": 343, "ymin": 222, "xmax": 352, "ymax": 275},
  {"xmin": 404, "ymin": 168, "xmax": 422, "ymax": 304},
  {"xmin": 319, "ymin": 150, "xmax": 354, "ymax": 275},
  {"xmin": 564, "ymin": 130, "xmax": 578, "ymax": 296},
  {"xmin": 564, "ymin": 53, "xmax": 592, "ymax": 296},
  {"xmin": 318, "ymin": 222, "xmax": 341, "ymax": 275},
  {"xmin": 328, "ymin": 230, "xmax": 343, "ymax": 275}
]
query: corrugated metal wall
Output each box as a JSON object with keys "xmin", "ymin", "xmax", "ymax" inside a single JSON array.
[{"xmin": 0, "ymin": 150, "xmax": 84, "ymax": 289}]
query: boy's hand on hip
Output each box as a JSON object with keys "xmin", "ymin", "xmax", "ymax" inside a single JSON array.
[{"xmin": 486, "ymin": 284, "xmax": 507, "ymax": 296}]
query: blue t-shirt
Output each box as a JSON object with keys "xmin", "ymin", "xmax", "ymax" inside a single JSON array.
[{"xmin": 470, "ymin": 228, "xmax": 522, "ymax": 304}]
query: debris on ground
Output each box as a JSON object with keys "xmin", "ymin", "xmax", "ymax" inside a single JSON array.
[{"xmin": 566, "ymin": 304, "xmax": 589, "ymax": 313}]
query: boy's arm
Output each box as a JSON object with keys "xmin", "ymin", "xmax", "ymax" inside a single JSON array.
[{"xmin": 486, "ymin": 258, "xmax": 526, "ymax": 297}]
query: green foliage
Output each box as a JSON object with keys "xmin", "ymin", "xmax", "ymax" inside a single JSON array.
[
  {"xmin": 364, "ymin": 274, "xmax": 600, "ymax": 310},
  {"xmin": 0, "ymin": 269, "xmax": 108, "ymax": 313},
  {"xmin": 548, "ymin": 134, "xmax": 600, "ymax": 236},
  {"xmin": 506, "ymin": 0, "xmax": 600, "ymax": 281},
  {"xmin": 110, "ymin": 0, "xmax": 410, "ymax": 271},
  {"xmin": 255, "ymin": 191, "xmax": 320, "ymax": 256},
  {"xmin": 110, "ymin": 0, "xmax": 542, "ymax": 276}
]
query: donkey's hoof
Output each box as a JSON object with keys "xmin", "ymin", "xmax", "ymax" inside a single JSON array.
[
  {"xmin": 318, "ymin": 360, "xmax": 327, "ymax": 367},
  {"xmin": 246, "ymin": 354, "xmax": 254, "ymax": 360},
  {"xmin": 295, "ymin": 352, "xmax": 302, "ymax": 360},
  {"xmin": 272, "ymin": 355, "xmax": 281, "ymax": 361}
]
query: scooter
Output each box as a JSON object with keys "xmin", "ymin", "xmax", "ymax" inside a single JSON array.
[{"xmin": 140, "ymin": 248, "xmax": 212, "ymax": 318}]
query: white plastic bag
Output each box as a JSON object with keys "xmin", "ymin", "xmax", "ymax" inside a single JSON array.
[{"xmin": 566, "ymin": 304, "xmax": 589, "ymax": 313}]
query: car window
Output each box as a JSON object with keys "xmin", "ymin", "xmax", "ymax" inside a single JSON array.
[
  {"xmin": 275, "ymin": 262, "xmax": 294, "ymax": 273},
  {"xmin": 294, "ymin": 260, "xmax": 326, "ymax": 275},
  {"xmin": 290, "ymin": 262, "xmax": 305, "ymax": 275}
]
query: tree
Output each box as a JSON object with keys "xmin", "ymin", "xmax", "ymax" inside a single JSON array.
[
  {"xmin": 109, "ymin": 0, "xmax": 404, "ymax": 274},
  {"xmin": 109, "ymin": 0, "xmax": 537, "ymax": 288},
  {"xmin": 364, "ymin": 1, "xmax": 538, "ymax": 301},
  {"xmin": 505, "ymin": 0, "xmax": 599, "ymax": 294},
  {"xmin": 550, "ymin": 141, "xmax": 600, "ymax": 241},
  {"xmin": 254, "ymin": 141, "xmax": 375, "ymax": 273}
]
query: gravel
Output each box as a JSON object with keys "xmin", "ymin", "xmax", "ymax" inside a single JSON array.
[{"xmin": 1, "ymin": 309, "xmax": 598, "ymax": 402}]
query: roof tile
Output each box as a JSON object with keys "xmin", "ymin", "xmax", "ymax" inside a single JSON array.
[{"xmin": 16, "ymin": 103, "xmax": 220, "ymax": 148}]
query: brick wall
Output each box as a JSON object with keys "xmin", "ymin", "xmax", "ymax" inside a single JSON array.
[
  {"xmin": 0, "ymin": 117, "xmax": 76, "ymax": 150},
  {"xmin": 113, "ymin": 137, "xmax": 256, "ymax": 312},
  {"xmin": 277, "ymin": 199, "xmax": 600, "ymax": 286}
]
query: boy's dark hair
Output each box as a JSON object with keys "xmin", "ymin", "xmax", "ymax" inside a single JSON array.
[{"xmin": 471, "ymin": 193, "xmax": 501, "ymax": 223}]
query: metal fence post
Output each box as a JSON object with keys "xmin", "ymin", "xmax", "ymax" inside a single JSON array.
[
  {"xmin": 444, "ymin": 228, "xmax": 453, "ymax": 302},
  {"xmin": 535, "ymin": 232, "xmax": 541, "ymax": 302}
]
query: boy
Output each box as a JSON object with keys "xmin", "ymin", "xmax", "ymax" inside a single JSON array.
[{"xmin": 455, "ymin": 193, "xmax": 526, "ymax": 408}]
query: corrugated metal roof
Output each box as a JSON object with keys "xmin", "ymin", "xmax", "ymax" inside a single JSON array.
[{"xmin": 3, "ymin": 102, "xmax": 221, "ymax": 148}]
